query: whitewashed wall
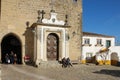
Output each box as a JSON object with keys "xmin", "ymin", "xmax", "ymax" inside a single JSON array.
[{"xmin": 82, "ymin": 35, "xmax": 117, "ymax": 61}]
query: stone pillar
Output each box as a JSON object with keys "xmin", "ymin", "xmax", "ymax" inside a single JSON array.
[
  {"xmin": 36, "ymin": 27, "xmax": 42, "ymax": 64},
  {"xmin": 0, "ymin": 46, "xmax": 1, "ymax": 63},
  {"xmin": 40, "ymin": 27, "xmax": 44, "ymax": 60},
  {"xmin": 65, "ymin": 29, "xmax": 69, "ymax": 58},
  {"xmin": 33, "ymin": 27, "xmax": 38, "ymax": 66},
  {"xmin": 61, "ymin": 29, "xmax": 66, "ymax": 58},
  {"xmin": 22, "ymin": 44, "xmax": 25, "ymax": 64}
]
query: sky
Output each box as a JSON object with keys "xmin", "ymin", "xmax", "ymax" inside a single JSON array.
[{"xmin": 82, "ymin": 0, "xmax": 120, "ymax": 42}]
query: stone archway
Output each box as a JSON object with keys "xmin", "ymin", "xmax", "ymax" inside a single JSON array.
[
  {"xmin": 111, "ymin": 52, "xmax": 118, "ymax": 65},
  {"xmin": 47, "ymin": 33, "xmax": 59, "ymax": 61},
  {"xmin": 1, "ymin": 33, "xmax": 22, "ymax": 64}
]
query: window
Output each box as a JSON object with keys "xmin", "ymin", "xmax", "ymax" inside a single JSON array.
[
  {"xmin": 73, "ymin": 0, "xmax": 77, "ymax": 2},
  {"xmin": 95, "ymin": 39, "xmax": 103, "ymax": 46},
  {"xmin": 97, "ymin": 39, "xmax": 102, "ymax": 45},
  {"xmin": 83, "ymin": 38, "xmax": 91, "ymax": 46},
  {"xmin": 86, "ymin": 53, "xmax": 92, "ymax": 58},
  {"xmin": 106, "ymin": 40, "xmax": 111, "ymax": 48},
  {"xmin": 84, "ymin": 38, "xmax": 90, "ymax": 44}
]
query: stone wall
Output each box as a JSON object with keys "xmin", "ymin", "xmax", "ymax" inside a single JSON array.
[{"xmin": 0, "ymin": 0, "xmax": 82, "ymax": 62}]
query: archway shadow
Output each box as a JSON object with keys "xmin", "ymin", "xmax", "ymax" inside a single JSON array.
[
  {"xmin": 1, "ymin": 33, "xmax": 22, "ymax": 64},
  {"xmin": 93, "ymin": 69, "xmax": 120, "ymax": 77}
]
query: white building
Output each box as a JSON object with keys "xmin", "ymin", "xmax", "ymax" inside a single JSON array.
[{"xmin": 82, "ymin": 32, "xmax": 120, "ymax": 65}]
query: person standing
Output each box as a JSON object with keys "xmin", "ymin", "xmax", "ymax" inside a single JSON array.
[
  {"xmin": 14, "ymin": 54, "xmax": 17, "ymax": 64},
  {"xmin": 10, "ymin": 51, "xmax": 14, "ymax": 64},
  {"xmin": 5, "ymin": 54, "xmax": 10, "ymax": 64}
]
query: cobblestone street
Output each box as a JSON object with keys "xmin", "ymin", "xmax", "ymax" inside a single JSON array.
[{"xmin": 1, "ymin": 64, "xmax": 120, "ymax": 80}]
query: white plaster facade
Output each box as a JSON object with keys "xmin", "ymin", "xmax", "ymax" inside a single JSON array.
[{"xmin": 82, "ymin": 32, "xmax": 120, "ymax": 65}]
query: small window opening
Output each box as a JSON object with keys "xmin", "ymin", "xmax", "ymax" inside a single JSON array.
[{"xmin": 73, "ymin": 0, "xmax": 77, "ymax": 2}]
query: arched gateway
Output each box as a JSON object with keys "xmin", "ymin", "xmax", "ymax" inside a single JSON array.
[
  {"xmin": 1, "ymin": 33, "xmax": 22, "ymax": 64},
  {"xmin": 111, "ymin": 52, "xmax": 118, "ymax": 65}
]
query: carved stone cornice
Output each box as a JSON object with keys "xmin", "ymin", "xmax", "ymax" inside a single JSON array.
[{"xmin": 30, "ymin": 23, "xmax": 71, "ymax": 28}]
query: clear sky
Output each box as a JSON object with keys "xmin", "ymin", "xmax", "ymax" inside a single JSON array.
[{"xmin": 82, "ymin": 0, "xmax": 120, "ymax": 42}]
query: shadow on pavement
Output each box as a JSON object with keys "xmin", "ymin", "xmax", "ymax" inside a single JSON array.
[{"xmin": 93, "ymin": 69, "xmax": 120, "ymax": 77}]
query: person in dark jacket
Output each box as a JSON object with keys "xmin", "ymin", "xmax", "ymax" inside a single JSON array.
[
  {"xmin": 61, "ymin": 57, "xmax": 67, "ymax": 68},
  {"xmin": 10, "ymin": 51, "xmax": 14, "ymax": 64},
  {"xmin": 66, "ymin": 57, "xmax": 73, "ymax": 67},
  {"xmin": 5, "ymin": 53, "xmax": 10, "ymax": 64}
]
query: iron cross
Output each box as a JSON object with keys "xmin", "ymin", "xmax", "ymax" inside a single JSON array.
[{"xmin": 40, "ymin": 10, "xmax": 45, "ymax": 20}]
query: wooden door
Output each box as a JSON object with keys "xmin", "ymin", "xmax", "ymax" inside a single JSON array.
[{"xmin": 47, "ymin": 33, "xmax": 59, "ymax": 60}]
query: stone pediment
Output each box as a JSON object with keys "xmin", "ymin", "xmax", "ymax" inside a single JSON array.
[{"xmin": 42, "ymin": 12, "xmax": 65, "ymax": 25}]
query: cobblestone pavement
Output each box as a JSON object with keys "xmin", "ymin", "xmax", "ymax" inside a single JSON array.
[{"xmin": 1, "ymin": 63, "xmax": 120, "ymax": 80}]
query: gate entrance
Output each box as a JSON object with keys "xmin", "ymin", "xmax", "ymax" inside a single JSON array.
[
  {"xmin": 47, "ymin": 33, "xmax": 59, "ymax": 61},
  {"xmin": 111, "ymin": 52, "xmax": 118, "ymax": 65},
  {"xmin": 1, "ymin": 33, "xmax": 22, "ymax": 64}
]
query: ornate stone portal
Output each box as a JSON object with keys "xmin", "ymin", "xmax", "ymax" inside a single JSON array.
[{"xmin": 31, "ymin": 11, "xmax": 70, "ymax": 66}]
